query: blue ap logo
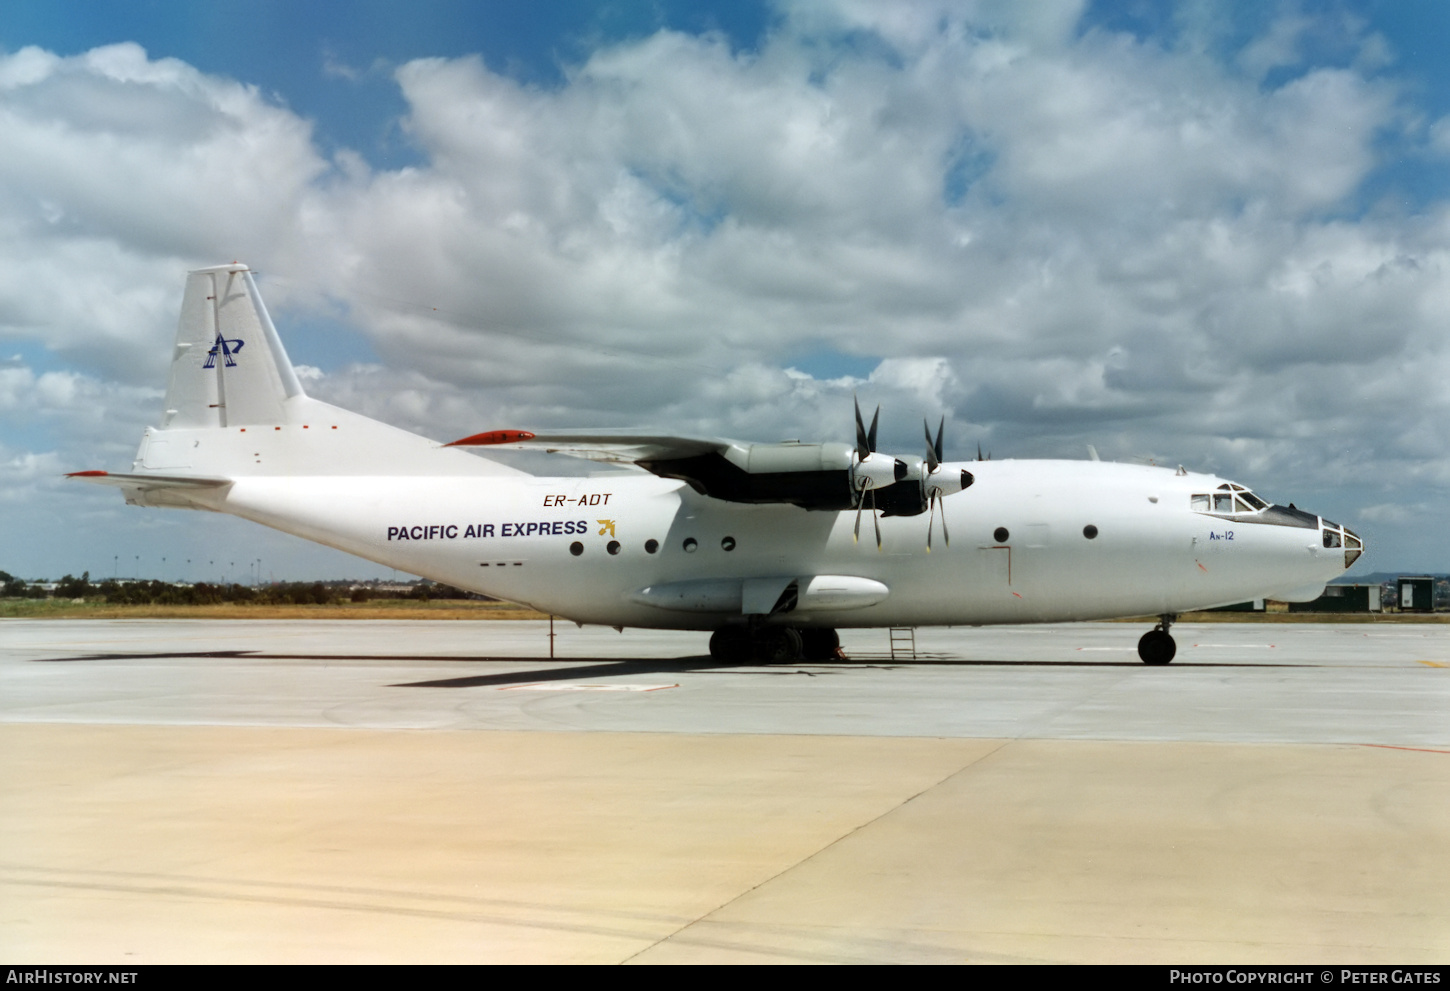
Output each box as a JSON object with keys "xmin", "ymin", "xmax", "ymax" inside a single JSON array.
[{"xmin": 204, "ymin": 335, "xmax": 245, "ymax": 368}]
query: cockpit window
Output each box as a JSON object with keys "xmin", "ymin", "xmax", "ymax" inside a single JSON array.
[{"xmin": 1193, "ymin": 488, "xmax": 1268, "ymax": 515}]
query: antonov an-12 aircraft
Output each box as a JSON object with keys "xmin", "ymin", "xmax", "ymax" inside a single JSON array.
[{"xmin": 72, "ymin": 265, "xmax": 1364, "ymax": 664}]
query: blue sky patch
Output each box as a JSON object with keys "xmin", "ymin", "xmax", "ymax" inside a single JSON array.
[{"xmin": 787, "ymin": 346, "xmax": 879, "ymax": 381}]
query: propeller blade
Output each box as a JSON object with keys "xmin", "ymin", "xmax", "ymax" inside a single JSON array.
[
  {"xmin": 926, "ymin": 490, "xmax": 935, "ymax": 552},
  {"xmin": 934, "ymin": 416, "xmax": 945, "ymax": 466},
  {"xmin": 977, "ymin": 441, "xmax": 983, "ymax": 462},
  {"xmin": 853, "ymin": 489, "xmax": 863, "ymax": 544},
  {"xmin": 871, "ymin": 488, "xmax": 881, "ymax": 550},
  {"xmin": 940, "ymin": 494, "xmax": 950, "ymax": 546},
  {"xmin": 867, "ymin": 405, "xmax": 880, "ymax": 454},
  {"xmin": 924, "ymin": 419, "xmax": 939, "ymax": 473},
  {"xmin": 854, "ymin": 396, "xmax": 871, "ymax": 461}
]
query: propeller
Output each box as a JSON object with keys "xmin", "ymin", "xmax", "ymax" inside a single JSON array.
[
  {"xmin": 924, "ymin": 416, "xmax": 950, "ymax": 551},
  {"xmin": 854, "ymin": 397, "xmax": 879, "ymax": 462},
  {"xmin": 850, "ymin": 401, "xmax": 971, "ymax": 552},
  {"xmin": 852, "ymin": 397, "xmax": 887, "ymax": 549}
]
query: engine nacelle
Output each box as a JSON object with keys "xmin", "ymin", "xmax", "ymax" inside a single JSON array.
[
  {"xmin": 927, "ymin": 464, "xmax": 975, "ymax": 496},
  {"xmin": 852, "ymin": 451, "xmax": 899, "ymax": 492}
]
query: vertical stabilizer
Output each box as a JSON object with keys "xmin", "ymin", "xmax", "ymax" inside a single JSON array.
[{"xmin": 162, "ymin": 264, "xmax": 304, "ymax": 428}]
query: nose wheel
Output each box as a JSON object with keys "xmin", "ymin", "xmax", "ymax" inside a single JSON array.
[{"xmin": 1137, "ymin": 614, "xmax": 1178, "ymax": 665}]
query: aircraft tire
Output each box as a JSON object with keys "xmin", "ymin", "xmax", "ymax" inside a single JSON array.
[
  {"xmin": 1137, "ymin": 629, "xmax": 1177, "ymax": 665},
  {"xmin": 800, "ymin": 627, "xmax": 840, "ymax": 661},
  {"xmin": 709, "ymin": 627, "xmax": 752, "ymax": 663},
  {"xmin": 758, "ymin": 627, "xmax": 805, "ymax": 663}
]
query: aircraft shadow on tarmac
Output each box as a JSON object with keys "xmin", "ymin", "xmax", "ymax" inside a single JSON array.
[{"xmin": 30, "ymin": 650, "xmax": 1314, "ymax": 690}]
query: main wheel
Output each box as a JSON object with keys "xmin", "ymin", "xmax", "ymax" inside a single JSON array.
[
  {"xmin": 709, "ymin": 627, "xmax": 752, "ymax": 663},
  {"xmin": 800, "ymin": 627, "xmax": 841, "ymax": 661},
  {"xmin": 758, "ymin": 627, "xmax": 804, "ymax": 663},
  {"xmin": 1137, "ymin": 628, "xmax": 1177, "ymax": 665}
]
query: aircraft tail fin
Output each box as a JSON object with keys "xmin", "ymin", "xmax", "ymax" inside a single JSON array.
[{"xmin": 162, "ymin": 264, "xmax": 305, "ymax": 429}]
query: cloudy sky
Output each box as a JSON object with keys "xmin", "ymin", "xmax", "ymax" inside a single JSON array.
[{"xmin": 3, "ymin": 0, "xmax": 1449, "ymax": 583}]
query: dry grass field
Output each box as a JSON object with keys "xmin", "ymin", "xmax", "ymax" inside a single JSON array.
[{"xmin": 0, "ymin": 598, "xmax": 549, "ymax": 621}]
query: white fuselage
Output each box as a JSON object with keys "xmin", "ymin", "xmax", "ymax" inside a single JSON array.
[
  {"xmin": 191, "ymin": 456, "xmax": 1346, "ymax": 630},
  {"xmin": 85, "ymin": 266, "xmax": 1356, "ymax": 638}
]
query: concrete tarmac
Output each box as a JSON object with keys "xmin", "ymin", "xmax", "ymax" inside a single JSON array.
[{"xmin": 1, "ymin": 619, "xmax": 1447, "ymax": 963}]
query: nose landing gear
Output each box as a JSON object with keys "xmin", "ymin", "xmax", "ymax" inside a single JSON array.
[{"xmin": 1137, "ymin": 614, "xmax": 1178, "ymax": 665}]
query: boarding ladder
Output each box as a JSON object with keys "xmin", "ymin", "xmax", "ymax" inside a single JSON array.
[{"xmin": 888, "ymin": 627, "xmax": 917, "ymax": 661}]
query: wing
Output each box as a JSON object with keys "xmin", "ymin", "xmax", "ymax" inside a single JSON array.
[
  {"xmin": 446, "ymin": 429, "xmax": 859, "ymax": 510},
  {"xmin": 444, "ymin": 429, "xmax": 731, "ymax": 464}
]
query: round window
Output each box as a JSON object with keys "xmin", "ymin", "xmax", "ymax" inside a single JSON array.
[{"xmin": 993, "ymin": 527, "xmax": 1009, "ymax": 543}]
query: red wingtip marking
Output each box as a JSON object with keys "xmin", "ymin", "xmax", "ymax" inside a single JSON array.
[
  {"xmin": 445, "ymin": 429, "xmax": 537, "ymax": 447},
  {"xmin": 67, "ymin": 470, "xmax": 109, "ymax": 477}
]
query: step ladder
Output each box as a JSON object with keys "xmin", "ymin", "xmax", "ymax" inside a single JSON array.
[{"xmin": 888, "ymin": 627, "xmax": 917, "ymax": 661}]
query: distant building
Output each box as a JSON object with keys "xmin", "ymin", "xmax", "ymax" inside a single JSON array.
[
  {"xmin": 1205, "ymin": 599, "xmax": 1265, "ymax": 612},
  {"xmin": 1287, "ymin": 584, "xmax": 1381, "ymax": 613},
  {"xmin": 1397, "ymin": 576, "xmax": 1435, "ymax": 613}
]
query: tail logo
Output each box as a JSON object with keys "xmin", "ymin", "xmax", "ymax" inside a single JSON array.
[{"xmin": 203, "ymin": 335, "xmax": 245, "ymax": 368}]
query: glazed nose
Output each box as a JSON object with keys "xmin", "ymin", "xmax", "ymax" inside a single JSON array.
[{"xmin": 1321, "ymin": 520, "xmax": 1364, "ymax": 568}]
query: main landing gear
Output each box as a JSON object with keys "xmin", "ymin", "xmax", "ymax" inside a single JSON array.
[
  {"xmin": 1137, "ymin": 614, "xmax": 1178, "ymax": 665},
  {"xmin": 709, "ymin": 626, "xmax": 841, "ymax": 663}
]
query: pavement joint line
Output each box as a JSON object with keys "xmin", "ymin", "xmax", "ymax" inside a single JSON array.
[
  {"xmin": 1360, "ymin": 743, "xmax": 1450, "ymax": 754},
  {"xmin": 618, "ymin": 738, "xmax": 1015, "ymax": 964}
]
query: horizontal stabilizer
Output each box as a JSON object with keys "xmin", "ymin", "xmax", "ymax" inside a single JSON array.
[
  {"xmin": 67, "ymin": 470, "xmax": 231, "ymax": 489},
  {"xmin": 67, "ymin": 469, "xmax": 231, "ymax": 510}
]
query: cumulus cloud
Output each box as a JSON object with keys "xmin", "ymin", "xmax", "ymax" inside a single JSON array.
[{"xmin": 3, "ymin": 2, "xmax": 1450, "ymax": 575}]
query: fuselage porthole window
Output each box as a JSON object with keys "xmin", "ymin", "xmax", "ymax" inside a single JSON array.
[
  {"xmin": 607, "ymin": 540, "xmax": 621, "ymax": 555},
  {"xmin": 993, "ymin": 527, "xmax": 1009, "ymax": 543},
  {"xmin": 569, "ymin": 541, "xmax": 584, "ymax": 556},
  {"xmin": 644, "ymin": 539, "xmax": 659, "ymax": 554},
  {"xmin": 721, "ymin": 536, "xmax": 736, "ymax": 551},
  {"xmin": 1083, "ymin": 524, "xmax": 1098, "ymax": 539},
  {"xmin": 683, "ymin": 538, "xmax": 698, "ymax": 553}
]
